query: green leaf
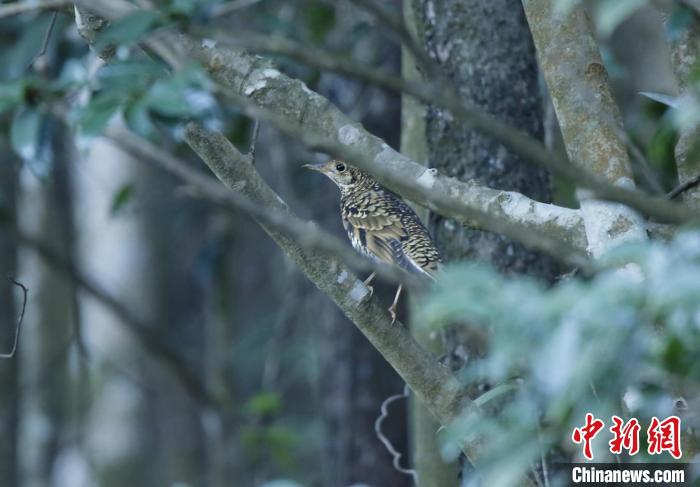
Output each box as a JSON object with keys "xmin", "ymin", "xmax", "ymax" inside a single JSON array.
[
  {"xmin": 0, "ymin": 80, "xmax": 25, "ymax": 114},
  {"xmin": 110, "ymin": 183, "xmax": 135, "ymax": 217},
  {"xmin": 246, "ymin": 392, "xmax": 281, "ymax": 416},
  {"xmin": 94, "ymin": 11, "xmax": 162, "ymax": 52},
  {"xmin": 78, "ymin": 92, "xmax": 124, "ymax": 136},
  {"xmin": 143, "ymin": 77, "xmax": 194, "ymax": 118},
  {"xmin": 97, "ymin": 59, "xmax": 168, "ymax": 94},
  {"xmin": 306, "ymin": 2, "xmax": 336, "ymax": 42},
  {"xmin": 142, "ymin": 65, "xmax": 210, "ymax": 119},
  {"xmin": 167, "ymin": 0, "xmax": 197, "ymax": 17},
  {"xmin": 124, "ymin": 100, "xmax": 157, "ymax": 139},
  {"xmin": 10, "ymin": 107, "xmax": 43, "ymax": 161}
]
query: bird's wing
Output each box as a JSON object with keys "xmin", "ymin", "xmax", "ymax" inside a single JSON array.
[
  {"xmin": 342, "ymin": 189, "xmax": 442, "ymax": 278},
  {"xmin": 344, "ymin": 211, "xmax": 409, "ymax": 267}
]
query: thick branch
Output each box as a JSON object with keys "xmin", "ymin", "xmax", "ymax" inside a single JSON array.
[
  {"xmin": 182, "ymin": 122, "xmax": 480, "ymax": 458},
  {"xmin": 522, "ymin": 0, "xmax": 647, "ymax": 256},
  {"xmin": 196, "ymin": 30, "xmax": 697, "ymax": 227},
  {"xmin": 77, "ymin": 0, "xmax": 698, "ymax": 230}
]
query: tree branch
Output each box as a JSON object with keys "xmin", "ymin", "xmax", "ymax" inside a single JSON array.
[
  {"xmin": 195, "ymin": 28, "xmax": 697, "ymax": 229},
  {"xmin": 78, "ymin": 0, "xmax": 698, "ymax": 232},
  {"xmin": 522, "ymin": 0, "xmax": 647, "ymax": 256},
  {"xmin": 668, "ymin": 173, "xmax": 700, "ymax": 200},
  {"xmin": 181, "ymin": 121, "xmax": 483, "ymax": 462},
  {"xmin": 104, "ymin": 126, "xmax": 425, "ymax": 290}
]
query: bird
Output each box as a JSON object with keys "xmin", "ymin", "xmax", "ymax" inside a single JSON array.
[{"xmin": 304, "ymin": 159, "xmax": 442, "ymax": 323}]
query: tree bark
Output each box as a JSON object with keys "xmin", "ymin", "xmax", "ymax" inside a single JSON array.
[
  {"xmin": 668, "ymin": 11, "xmax": 700, "ymax": 209},
  {"xmin": 413, "ymin": 1, "xmax": 559, "ymax": 483},
  {"xmin": 403, "ymin": 2, "xmax": 461, "ymax": 486},
  {"xmin": 416, "ymin": 0, "xmax": 559, "ymax": 277},
  {"xmin": 522, "ymin": 0, "xmax": 647, "ymax": 256}
]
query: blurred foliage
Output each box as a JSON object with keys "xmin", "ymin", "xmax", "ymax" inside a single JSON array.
[{"xmin": 417, "ymin": 230, "xmax": 700, "ymax": 484}]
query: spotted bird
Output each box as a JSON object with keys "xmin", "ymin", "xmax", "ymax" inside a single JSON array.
[{"xmin": 304, "ymin": 160, "xmax": 441, "ymax": 322}]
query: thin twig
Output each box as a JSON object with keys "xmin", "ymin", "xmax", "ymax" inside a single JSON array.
[
  {"xmin": 374, "ymin": 384, "xmax": 419, "ymax": 485},
  {"xmin": 0, "ymin": 277, "xmax": 28, "ymax": 359},
  {"xmin": 668, "ymin": 173, "xmax": 700, "ymax": 199},
  {"xmin": 616, "ymin": 128, "xmax": 665, "ymax": 195},
  {"xmin": 25, "ymin": 11, "xmax": 58, "ymax": 72},
  {"xmin": 248, "ymin": 119, "xmax": 260, "ymax": 164}
]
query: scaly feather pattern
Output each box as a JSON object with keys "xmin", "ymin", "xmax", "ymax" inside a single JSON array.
[{"xmin": 307, "ymin": 160, "xmax": 441, "ymax": 279}]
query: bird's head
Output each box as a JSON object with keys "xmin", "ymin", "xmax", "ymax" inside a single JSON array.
[{"xmin": 303, "ymin": 159, "xmax": 364, "ymax": 189}]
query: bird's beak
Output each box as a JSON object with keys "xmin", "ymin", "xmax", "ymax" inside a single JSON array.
[{"xmin": 303, "ymin": 163, "xmax": 324, "ymax": 172}]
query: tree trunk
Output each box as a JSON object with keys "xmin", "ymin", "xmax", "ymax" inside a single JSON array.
[
  {"xmin": 0, "ymin": 137, "xmax": 20, "ymax": 487},
  {"xmin": 414, "ymin": 0, "xmax": 558, "ymax": 277},
  {"xmin": 403, "ymin": 2, "xmax": 461, "ymax": 486},
  {"xmin": 17, "ymin": 118, "xmax": 74, "ymax": 486},
  {"xmin": 412, "ymin": 0, "xmax": 558, "ymax": 481}
]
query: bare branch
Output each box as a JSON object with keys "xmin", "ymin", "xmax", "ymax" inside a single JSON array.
[
  {"xmin": 201, "ymin": 30, "xmax": 695, "ymax": 228},
  {"xmin": 668, "ymin": 173, "xmax": 700, "ymax": 199},
  {"xmin": 181, "ymin": 122, "xmax": 487, "ymax": 462},
  {"xmin": 25, "ymin": 11, "xmax": 58, "ymax": 72},
  {"xmin": 192, "ymin": 85, "xmax": 595, "ymax": 272},
  {"xmin": 375, "ymin": 384, "xmax": 419, "ymax": 484},
  {"xmin": 522, "ymin": 0, "xmax": 647, "ymax": 256},
  {"xmin": 248, "ymin": 119, "xmax": 260, "ymax": 163},
  {"xmin": 0, "ymin": 277, "xmax": 27, "ymax": 359}
]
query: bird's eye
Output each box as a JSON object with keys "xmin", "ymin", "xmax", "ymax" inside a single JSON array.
[{"xmin": 335, "ymin": 163, "xmax": 346, "ymax": 172}]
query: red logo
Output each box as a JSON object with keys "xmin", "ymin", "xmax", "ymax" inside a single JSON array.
[
  {"xmin": 609, "ymin": 415, "xmax": 640, "ymax": 455},
  {"xmin": 647, "ymin": 416, "xmax": 682, "ymax": 459},
  {"xmin": 572, "ymin": 415, "xmax": 682, "ymax": 460},
  {"xmin": 572, "ymin": 413, "xmax": 605, "ymax": 460}
]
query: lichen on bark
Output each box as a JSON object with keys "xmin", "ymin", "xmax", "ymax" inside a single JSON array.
[{"xmin": 522, "ymin": 0, "xmax": 646, "ymax": 256}]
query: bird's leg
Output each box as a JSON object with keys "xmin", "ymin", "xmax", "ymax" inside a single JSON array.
[
  {"xmin": 388, "ymin": 284, "xmax": 403, "ymax": 324},
  {"xmin": 363, "ymin": 272, "xmax": 376, "ymax": 297}
]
